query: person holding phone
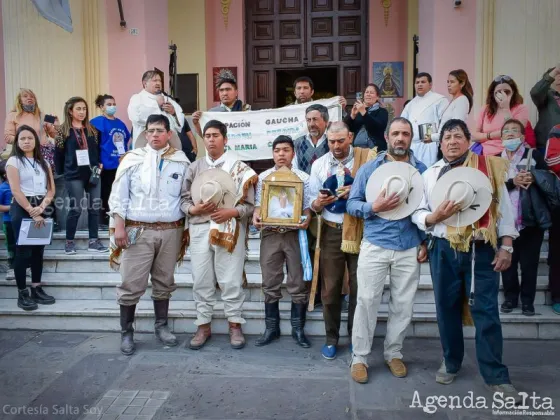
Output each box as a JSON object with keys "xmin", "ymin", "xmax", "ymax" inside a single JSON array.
[
  {"xmin": 3, "ymin": 89, "xmax": 58, "ymax": 162},
  {"xmin": 91, "ymin": 94, "xmax": 131, "ymax": 228},
  {"xmin": 344, "ymin": 84, "xmax": 388, "ymax": 150},
  {"xmin": 473, "ymin": 75, "xmax": 529, "ymax": 156},
  {"xmin": 499, "ymin": 119, "xmax": 549, "ymax": 317},
  {"xmin": 6, "ymin": 125, "xmax": 55, "ymax": 311},
  {"xmin": 55, "ymin": 97, "xmax": 108, "ymax": 255}
]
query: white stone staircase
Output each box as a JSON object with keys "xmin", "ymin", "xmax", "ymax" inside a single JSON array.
[{"xmin": 0, "ymin": 232, "xmax": 558, "ymax": 340}]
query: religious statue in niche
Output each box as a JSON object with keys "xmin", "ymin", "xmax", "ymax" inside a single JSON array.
[
  {"xmin": 373, "ymin": 62, "xmax": 404, "ymax": 98},
  {"xmin": 212, "ymin": 67, "xmax": 238, "ymax": 102}
]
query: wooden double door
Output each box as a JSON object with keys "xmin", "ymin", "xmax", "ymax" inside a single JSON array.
[{"xmin": 245, "ymin": 0, "xmax": 368, "ymax": 109}]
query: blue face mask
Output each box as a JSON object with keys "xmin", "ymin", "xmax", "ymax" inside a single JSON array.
[
  {"xmin": 502, "ymin": 138, "xmax": 522, "ymax": 151},
  {"xmin": 105, "ymin": 105, "xmax": 117, "ymax": 116}
]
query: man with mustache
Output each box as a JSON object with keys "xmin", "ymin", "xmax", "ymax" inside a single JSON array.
[
  {"xmin": 309, "ymin": 121, "xmax": 359, "ymax": 360},
  {"xmin": 346, "ymin": 117, "xmax": 427, "ymax": 383},
  {"xmin": 128, "ymin": 70, "xmax": 185, "ymax": 148},
  {"xmin": 293, "ymin": 104, "xmax": 330, "ymax": 175}
]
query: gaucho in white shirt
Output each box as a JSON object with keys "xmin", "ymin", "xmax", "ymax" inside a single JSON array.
[
  {"xmin": 308, "ymin": 121, "xmax": 358, "ymax": 360},
  {"xmin": 108, "ymin": 114, "xmax": 190, "ymax": 357},
  {"xmin": 411, "ymin": 118, "xmax": 522, "ymax": 403}
]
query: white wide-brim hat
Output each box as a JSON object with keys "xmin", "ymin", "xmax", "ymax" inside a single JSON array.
[
  {"xmin": 365, "ymin": 161, "xmax": 424, "ymax": 220},
  {"xmin": 191, "ymin": 168, "xmax": 236, "ymax": 209},
  {"xmin": 135, "ymin": 129, "xmax": 182, "ymax": 150},
  {"xmin": 429, "ymin": 167, "xmax": 493, "ymax": 227}
]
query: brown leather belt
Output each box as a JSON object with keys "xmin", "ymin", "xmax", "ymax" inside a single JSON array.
[
  {"xmin": 323, "ymin": 219, "xmax": 343, "ymax": 230},
  {"xmin": 126, "ymin": 218, "xmax": 185, "ymax": 230}
]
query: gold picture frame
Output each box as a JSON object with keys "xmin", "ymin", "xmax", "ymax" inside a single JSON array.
[{"xmin": 260, "ymin": 167, "xmax": 303, "ymax": 227}]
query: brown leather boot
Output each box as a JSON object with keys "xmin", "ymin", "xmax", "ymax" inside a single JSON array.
[
  {"xmin": 189, "ymin": 323, "xmax": 211, "ymax": 350},
  {"xmin": 229, "ymin": 322, "xmax": 245, "ymax": 349}
]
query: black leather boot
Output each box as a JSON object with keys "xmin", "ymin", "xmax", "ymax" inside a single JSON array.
[
  {"xmin": 120, "ymin": 304, "xmax": 136, "ymax": 356},
  {"xmin": 291, "ymin": 302, "xmax": 311, "ymax": 348},
  {"xmin": 153, "ymin": 299, "xmax": 177, "ymax": 347},
  {"xmin": 255, "ymin": 301, "xmax": 280, "ymax": 347},
  {"xmin": 18, "ymin": 289, "xmax": 38, "ymax": 311},
  {"xmin": 30, "ymin": 286, "xmax": 55, "ymax": 304}
]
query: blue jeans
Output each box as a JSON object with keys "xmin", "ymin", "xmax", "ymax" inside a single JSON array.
[
  {"xmin": 429, "ymin": 237, "xmax": 510, "ymax": 385},
  {"xmin": 65, "ymin": 178, "xmax": 101, "ymax": 241}
]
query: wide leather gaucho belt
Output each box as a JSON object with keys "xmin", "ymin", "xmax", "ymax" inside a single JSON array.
[{"xmin": 125, "ymin": 218, "xmax": 185, "ymax": 231}]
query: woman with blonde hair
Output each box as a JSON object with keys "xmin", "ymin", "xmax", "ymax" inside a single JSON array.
[
  {"xmin": 3, "ymin": 89, "xmax": 58, "ymax": 165},
  {"xmin": 54, "ymin": 96, "xmax": 107, "ymax": 255}
]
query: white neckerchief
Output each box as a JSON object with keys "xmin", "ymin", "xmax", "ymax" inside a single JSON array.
[
  {"xmin": 205, "ymin": 152, "xmax": 228, "ymax": 169},
  {"xmin": 141, "ymin": 145, "xmax": 170, "ymax": 195}
]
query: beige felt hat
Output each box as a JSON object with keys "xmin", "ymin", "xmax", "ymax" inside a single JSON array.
[
  {"xmin": 191, "ymin": 168, "xmax": 236, "ymax": 209},
  {"xmin": 134, "ymin": 129, "xmax": 182, "ymax": 150},
  {"xmin": 365, "ymin": 161, "xmax": 424, "ymax": 220},
  {"xmin": 429, "ymin": 167, "xmax": 493, "ymax": 227}
]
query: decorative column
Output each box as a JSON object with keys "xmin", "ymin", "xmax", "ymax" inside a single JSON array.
[{"xmin": 475, "ymin": 0, "xmax": 494, "ymax": 108}]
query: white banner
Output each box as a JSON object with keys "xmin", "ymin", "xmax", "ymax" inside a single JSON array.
[{"xmin": 199, "ymin": 98, "xmax": 343, "ymax": 161}]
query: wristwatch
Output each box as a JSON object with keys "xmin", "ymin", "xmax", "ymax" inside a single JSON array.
[{"xmin": 500, "ymin": 245, "xmax": 514, "ymax": 254}]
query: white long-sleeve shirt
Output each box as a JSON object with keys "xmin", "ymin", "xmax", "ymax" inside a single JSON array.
[
  {"xmin": 400, "ymin": 90, "xmax": 449, "ymax": 168},
  {"xmin": 309, "ymin": 151, "xmax": 354, "ymax": 224},
  {"xmin": 429, "ymin": 95, "xmax": 470, "ymax": 144},
  {"xmin": 411, "ymin": 159, "xmax": 519, "ymax": 240},
  {"xmin": 127, "ymin": 89, "xmax": 185, "ymax": 147},
  {"xmin": 108, "ymin": 157, "xmax": 188, "ymax": 223}
]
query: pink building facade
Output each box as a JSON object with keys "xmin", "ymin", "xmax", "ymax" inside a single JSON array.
[{"xmin": 3, "ymin": 0, "xmax": 553, "ymax": 127}]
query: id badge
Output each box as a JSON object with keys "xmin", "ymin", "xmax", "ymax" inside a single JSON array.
[
  {"xmin": 76, "ymin": 149, "xmax": 90, "ymax": 166},
  {"xmin": 115, "ymin": 141, "xmax": 126, "ymax": 155},
  {"xmin": 33, "ymin": 173, "xmax": 46, "ymax": 192}
]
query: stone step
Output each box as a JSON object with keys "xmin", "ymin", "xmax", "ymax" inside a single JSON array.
[
  {"xmin": 0, "ymin": 231, "xmax": 550, "ymax": 253},
  {"xmin": 0, "ymin": 273, "xmax": 552, "ymax": 305},
  {"xmin": 0, "ymin": 299, "xmax": 558, "ymax": 339}
]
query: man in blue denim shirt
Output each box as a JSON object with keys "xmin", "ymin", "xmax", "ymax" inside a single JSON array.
[{"xmin": 347, "ymin": 117, "xmax": 428, "ymax": 384}]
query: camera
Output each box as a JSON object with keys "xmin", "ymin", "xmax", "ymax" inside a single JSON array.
[
  {"xmin": 454, "ymin": 0, "xmax": 462, "ymax": 7},
  {"xmin": 89, "ymin": 165, "xmax": 101, "ymax": 186}
]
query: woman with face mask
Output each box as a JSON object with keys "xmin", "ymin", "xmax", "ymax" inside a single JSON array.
[
  {"xmin": 90, "ymin": 94, "xmax": 131, "ymax": 228},
  {"xmin": 3, "ymin": 89, "xmax": 58, "ymax": 163},
  {"xmin": 499, "ymin": 119, "xmax": 549, "ymax": 317}
]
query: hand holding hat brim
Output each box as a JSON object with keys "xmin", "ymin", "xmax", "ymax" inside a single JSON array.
[
  {"xmin": 429, "ymin": 167, "xmax": 493, "ymax": 227},
  {"xmin": 365, "ymin": 161, "xmax": 424, "ymax": 221}
]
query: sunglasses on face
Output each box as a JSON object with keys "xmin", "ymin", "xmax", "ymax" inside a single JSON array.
[{"xmin": 493, "ymin": 75, "xmax": 512, "ymax": 83}]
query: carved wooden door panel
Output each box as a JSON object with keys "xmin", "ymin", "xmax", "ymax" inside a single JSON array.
[
  {"xmin": 306, "ymin": 0, "xmax": 366, "ymax": 100},
  {"xmin": 245, "ymin": 0, "xmax": 306, "ymax": 110},
  {"xmin": 245, "ymin": 0, "xmax": 367, "ymax": 109}
]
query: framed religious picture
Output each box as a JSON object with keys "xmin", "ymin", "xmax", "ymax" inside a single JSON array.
[
  {"xmin": 260, "ymin": 167, "xmax": 303, "ymax": 227},
  {"xmin": 373, "ymin": 62, "xmax": 404, "ymax": 98}
]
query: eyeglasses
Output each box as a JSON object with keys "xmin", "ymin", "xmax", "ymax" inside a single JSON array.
[
  {"xmin": 493, "ymin": 75, "xmax": 512, "ymax": 83},
  {"xmin": 146, "ymin": 129, "xmax": 167, "ymax": 134},
  {"xmin": 503, "ymin": 129, "xmax": 521, "ymax": 135}
]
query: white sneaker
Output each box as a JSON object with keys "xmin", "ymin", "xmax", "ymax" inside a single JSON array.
[
  {"xmin": 485, "ymin": 383, "xmax": 522, "ymax": 404},
  {"xmin": 5, "ymin": 269, "xmax": 15, "ymax": 280},
  {"xmin": 436, "ymin": 360, "xmax": 457, "ymax": 385},
  {"xmin": 26, "ymin": 268, "xmax": 31, "ymax": 278}
]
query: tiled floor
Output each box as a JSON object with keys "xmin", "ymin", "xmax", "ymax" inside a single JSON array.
[{"xmin": 81, "ymin": 390, "xmax": 170, "ymax": 420}]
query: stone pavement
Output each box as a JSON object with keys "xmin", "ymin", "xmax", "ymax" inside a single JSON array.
[{"xmin": 0, "ymin": 330, "xmax": 558, "ymax": 420}]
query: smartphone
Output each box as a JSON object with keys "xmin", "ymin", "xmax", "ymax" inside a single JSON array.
[
  {"xmin": 319, "ymin": 188, "xmax": 334, "ymax": 197},
  {"xmin": 356, "ymin": 92, "xmax": 363, "ymax": 101},
  {"xmin": 44, "ymin": 114, "xmax": 56, "ymax": 124}
]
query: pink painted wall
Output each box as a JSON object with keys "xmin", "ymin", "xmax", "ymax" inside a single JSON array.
[
  {"xmin": 105, "ymin": 0, "xmax": 169, "ymax": 124},
  {"xmin": 204, "ymin": 0, "xmax": 245, "ymax": 109},
  {"xmin": 418, "ymin": 0, "xmax": 477, "ymax": 118},
  {"xmin": 368, "ymin": 0, "xmax": 409, "ymax": 115},
  {"xmin": 0, "ymin": 3, "xmax": 6, "ymax": 124}
]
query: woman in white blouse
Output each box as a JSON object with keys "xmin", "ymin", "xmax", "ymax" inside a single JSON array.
[
  {"xmin": 427, "ymin": 69, "xmax": 473, "ymax": 145},
  {"xmin": 6, "ymin": 125, "xmax": 55, "ymax": 311}
]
